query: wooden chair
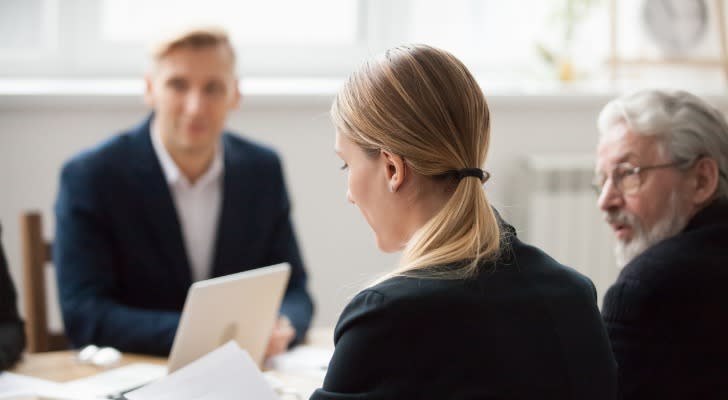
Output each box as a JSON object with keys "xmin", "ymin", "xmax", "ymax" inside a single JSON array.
[{"xmin": 20, "ymin": 211, "xmax": 68, "ymax": 353}]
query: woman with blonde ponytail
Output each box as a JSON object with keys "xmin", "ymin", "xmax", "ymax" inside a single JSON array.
[{"xmin": 312, "ymin": 45, "xmax": 617, "ymax": 400}]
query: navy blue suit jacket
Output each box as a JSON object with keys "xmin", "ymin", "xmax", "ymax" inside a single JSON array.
[{"xmin": 54, "ymin": 116, "xmax": 313, "ymax": 356}]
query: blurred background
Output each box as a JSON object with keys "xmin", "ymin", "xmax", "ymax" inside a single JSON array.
[{"xmin": 1, "ymin": 0, "xmax": 726, "ymax": 330}]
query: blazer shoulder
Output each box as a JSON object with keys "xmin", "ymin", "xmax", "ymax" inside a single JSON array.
[
  {"xmin": 367, "ymin": 275, "xmax": 458, "ymax": 303},
  {"xmin": 61, "ymin": 128, "xmax": 140, "ymax": 180},
  {"xmin": 506, "ymin": 238, "xmax": 597, "ymax": 300},
  {"xmin": 338, "ymin": 276, "xmax": 463, "ymax": 328}
]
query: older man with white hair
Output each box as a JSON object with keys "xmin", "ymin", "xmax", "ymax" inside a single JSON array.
[{"xmin": 593, "ymin": 89, "xmax": 728, "ymax": 399}]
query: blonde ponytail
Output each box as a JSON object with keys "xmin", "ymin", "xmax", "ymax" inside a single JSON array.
[{"xmin": 396, "ymin": 177, "xmax": 500, "ymax": 280}]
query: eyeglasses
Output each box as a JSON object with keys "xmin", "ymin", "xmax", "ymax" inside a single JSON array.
[{"xmin": 591, "ymin": 159, "xmax": 690, "ymax": 196}]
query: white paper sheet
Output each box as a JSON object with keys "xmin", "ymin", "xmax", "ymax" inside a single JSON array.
[
  {"xmin": 61, "ymin": 363, "xmax": 167, "ymax": 398},
  {"xmin": 265, "ymin": 345, "xmax": 332, "ymax": 380},
  {"xmin": 0, "ymin": 372, "xmax": 68, "ymax": 399},
  {"xmin": 125, "ymin": 341, "xmax": 277, "ymax": 400}
]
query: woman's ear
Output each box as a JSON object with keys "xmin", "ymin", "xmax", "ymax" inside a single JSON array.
[
  {"xmin": 690, "ymin": 157, "xmax": 719, "ymax": 206},
  {"xmin": 381, "ymin": 150, "xmax": 406, "ymax": 192}
]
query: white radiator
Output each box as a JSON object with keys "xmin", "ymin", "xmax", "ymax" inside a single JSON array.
[{"xmin": 522, "ymin": 155, "xmax": 619, "ymax": 307}]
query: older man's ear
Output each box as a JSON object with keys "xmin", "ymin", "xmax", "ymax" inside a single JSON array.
[{"xmin": 690, "ymin": 157, "xmax": 720, "ymax": 207}]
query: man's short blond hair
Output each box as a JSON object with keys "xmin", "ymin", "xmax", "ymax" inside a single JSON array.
[{"xmin": 150, "ymin": 26, "xmax": 236, "ymax": 66}]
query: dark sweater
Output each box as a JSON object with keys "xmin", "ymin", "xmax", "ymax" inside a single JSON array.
[
  {"xmin": 0, "ymin": 224, "xmax": 25, "ymax": 370},
  {"xmin": 602, "ymin": 198, "xmax": 728, "ymax": 399},
  {"xmin": 312, "ymin": 221, "xmax": 618, "ymax": 400}
]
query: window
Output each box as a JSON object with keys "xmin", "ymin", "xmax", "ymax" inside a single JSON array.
[
  {"xmin": 0, "ymin": 0, "xmax": 613, "ymax": 81},
  {"xmin": 402, "ymin": 0, "xmax": 609, "ymax": 82},
  {"xmin": 101, "ymin": 0, "xmax": 358, "ymax": 46},
  {"xmin": 0, "ymin": 0, "xmax": 58, "ymax": 74}
]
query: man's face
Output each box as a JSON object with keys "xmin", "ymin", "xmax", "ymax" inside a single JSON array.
[
  {"xmin": 595, "ymin": 124, "xmax": 692, "ymax": 266},
  {"xmin": 145, "ymin": 45, "xmax": 240, "ymax": 157}
]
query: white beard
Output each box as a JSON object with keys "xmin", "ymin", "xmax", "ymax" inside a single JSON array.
[{"xmin": 607, "ymin": 190, "xmax": 689, "ymax": 268}]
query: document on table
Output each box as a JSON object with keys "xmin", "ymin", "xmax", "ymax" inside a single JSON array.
[
  {"xmin": 125, "ymin": 341, "xmax": 277, "ymax": 400},
  {"xmin": 265, "ymin": 345, "xmax": 333, "ymax": 380},
  {"xmin": 0, "ymin": 372, "xmax": 67, "ymax": 399},
  {"xmin": 61, "ymin": 363, "xmax": 167, "ymax": 398}
]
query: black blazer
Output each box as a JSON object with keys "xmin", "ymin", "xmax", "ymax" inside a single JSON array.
[
  {"xmin": 0, "ymin": 224, "xmax": 25, "ymax": 370},
  {"xmin": 602, "ymin": 198, "xmax": 728, "ymax": 399},
  {"xmin": 312, "ymin": 221, "xmax": 618, "ymax": 400},
  {"xmin": 54, "ymin": 115, "xmax": 313, "ymax": 355}
]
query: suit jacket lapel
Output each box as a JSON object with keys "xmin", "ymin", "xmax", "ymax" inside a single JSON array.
[
  {"xmin": 211, "ymin": 134, "xmax": 256, "ymax": 277},
  {"xmin": 129, "ymin": 116, "xmax": 193, "ymax": 287}
]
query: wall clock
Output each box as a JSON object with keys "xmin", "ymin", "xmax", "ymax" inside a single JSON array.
[
  {"xmin": 607, "ymin": 0, "xmax": 728, "ymax": 83},
  {"xmin": 642, "ymin": 0, "xmax": 709, "ymax": 55}
]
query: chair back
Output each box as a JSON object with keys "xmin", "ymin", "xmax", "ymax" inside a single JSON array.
[{"xmin": 20, "ymin": 211, "xmax": 68, "ymax": 353}]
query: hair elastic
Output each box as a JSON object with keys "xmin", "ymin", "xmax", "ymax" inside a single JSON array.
[{"xmin": 448, "ymin": 168, "xmax": 490, "ymax": 183}]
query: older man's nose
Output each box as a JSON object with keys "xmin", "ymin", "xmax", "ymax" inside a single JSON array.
[{"xmin": 597, "ymin": 179, "xmax": 624, "ymax": 212}]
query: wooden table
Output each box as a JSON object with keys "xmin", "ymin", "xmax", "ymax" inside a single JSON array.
[
  {"xmin": 8, "ymin": 327, "xmax": 334, "ymax": 399},
  {"xmin": 10, "ymin": 352, "xmax": 165, "ymax": 383}
]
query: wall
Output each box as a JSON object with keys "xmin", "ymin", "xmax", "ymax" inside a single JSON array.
[{"xmin": 1, "ymin": 85, "xmax": 724, "ymax": 331}]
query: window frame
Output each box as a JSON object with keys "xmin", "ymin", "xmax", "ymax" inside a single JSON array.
[
  {"xmin": 0, "ymin": 0, "xmax": 609, "ymax": 81},
  {"xmin": 0, "ymin": 0, "xmax": 404, "ymax": 78}
]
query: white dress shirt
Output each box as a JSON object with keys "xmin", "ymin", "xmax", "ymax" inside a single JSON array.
[{"xmin": 151, "ymin": 129, "xmax": 223, "ymax": 282}]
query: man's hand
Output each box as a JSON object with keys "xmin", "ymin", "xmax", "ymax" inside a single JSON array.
[{"xmin": 265, "ymin": 316, "xmax": 296, "ymax": 358}]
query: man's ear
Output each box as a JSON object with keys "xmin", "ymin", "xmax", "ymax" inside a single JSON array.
[
  {"xmin": 143, "ymin": 73, "xmax": 155, "ymax": 108},
  {"xmin": 690, "ymin": 157, "xmax": 719, "ymax": 206},
  {"xmin": 231, "ymin": 78, "xmax": 242, "ymax": 109},
  {"xmin": 381, "ymin": 150, "xmax": 406, "ymax": 192}
]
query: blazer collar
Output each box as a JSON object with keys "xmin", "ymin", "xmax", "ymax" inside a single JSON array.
[
  {"xmin": 129, "ymin": 114, "xmax": 193, "ymax": 286},
  {"xmin": 684, "ymin": 197, "xmax": 728, "ymax": 233},
  {"xmin": 210, "ymin": 135, "xmax": 261, "ymax": 277}
]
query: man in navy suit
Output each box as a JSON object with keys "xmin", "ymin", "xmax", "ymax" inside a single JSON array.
[
  {"xmin": 594, "ymin": 89, "xmax": 728, "ymax": 399},
  {"xmin": 54, "ymin": 27, "xmax": 313, "ymax": 357}
]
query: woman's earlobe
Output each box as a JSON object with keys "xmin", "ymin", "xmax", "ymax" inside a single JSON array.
[{"xmin": 381, "ymin": 150, "xmax": 406, "ymax": 193}]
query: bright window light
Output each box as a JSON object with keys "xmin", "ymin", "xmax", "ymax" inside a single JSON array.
[{"xmin": 101, "ymin": 0, "xmax": 359, "ymax": 46}]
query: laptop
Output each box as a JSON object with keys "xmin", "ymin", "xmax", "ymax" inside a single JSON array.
[
  {"xmin": 73, "ymin": 263, "xmax": 292, "ymax": 399},
  {"xmin": 167, "ymin": 262, "xmax": 292, "ymax": 372}
]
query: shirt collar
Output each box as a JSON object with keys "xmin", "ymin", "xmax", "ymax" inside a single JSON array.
[{"xmin": 150, "ymin": 121, "xmax": 224, "ymax": 187}]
